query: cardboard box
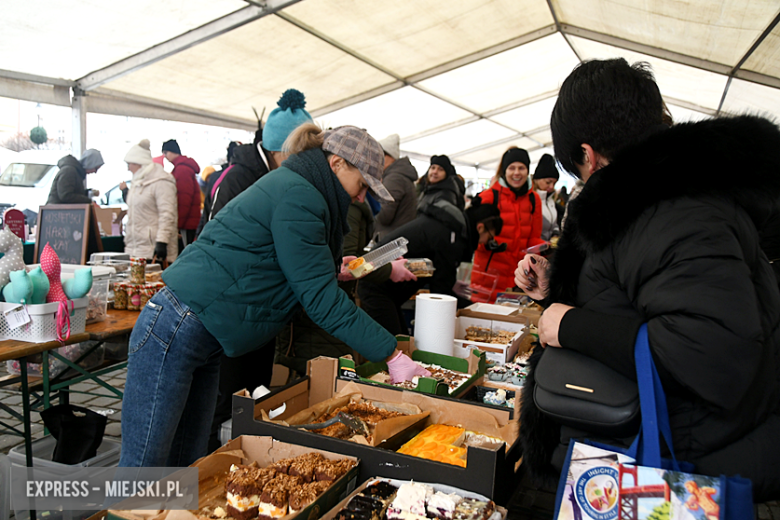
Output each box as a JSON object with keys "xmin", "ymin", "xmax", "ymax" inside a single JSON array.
[
  {"xmin": 452, "ymin": 315, "xmax": 528, "ymax": 364},
  {"xmin": 262, "ymin": 386, "xmax": 430, "ymax": 447},
  {"xmin": 107, "ymin": 436, "xmax": 359, "ymax": 520},
  {"xmin": 231, "ymin": 357, "xmax": 522, "ymax": 502},
  {"xmin": 341, "ymin": 336, "xmax": 486, "ymax": 397},
  {"xmin": 459, "ymin": 301, "xmax": 542, "ymax": 327},
  {"xmin": 319, "ymin": 477, "xmax": 507, "ymax": 520},
  {"xmin": 94, "ymin": 206, "xmax": 126, "ymax": 236}
]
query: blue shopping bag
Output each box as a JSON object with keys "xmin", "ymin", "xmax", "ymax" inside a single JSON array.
[{"xmin": 552, "ymin": 324, "xmax": 753, "ymax": 520}]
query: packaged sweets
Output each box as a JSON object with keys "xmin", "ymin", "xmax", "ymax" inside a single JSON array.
[
  {"xmin": 130, "ymin": 257, "xmax": 146, "ymax": 285},
  {"xmin": 113, "ymin": 282, "xmax": 128, "ymax": 310}
]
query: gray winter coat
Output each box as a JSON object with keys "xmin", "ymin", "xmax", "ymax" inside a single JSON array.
[{"xmin": 374, "ymin": 157, "xmax": 418, "ymax": 239}]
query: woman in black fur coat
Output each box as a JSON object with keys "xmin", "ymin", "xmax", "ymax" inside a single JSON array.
[{"xmin": 515, "ymin": 58, "xmax": 780, "ymax": 501}]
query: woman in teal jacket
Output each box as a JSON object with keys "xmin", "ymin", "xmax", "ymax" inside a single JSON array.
[{"xmin": 119, "ymin": 124, "xmax": 429, "ymax": 467}]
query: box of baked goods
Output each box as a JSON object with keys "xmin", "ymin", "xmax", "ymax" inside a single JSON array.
[
  {"xmin": 320, "ymin": 477, "xmax": 507, "ymax": 520},
  {"xmin": 338, "ymin": 336, "xmax": 486, "ymax": 397},
  {"xmin": 107, "ymin": 436, "xmax": 358, "ymax": 520},
  {"xmin": 460, "ymin": 298, "xmax": 542, "ymax": 327},
  {"xmin": 231, "ymin": 356, "xmax": 521, "ymax": 502},
  {"xmin": 452, "ymin": 315, "xmax": 528, "ymax": 364}
]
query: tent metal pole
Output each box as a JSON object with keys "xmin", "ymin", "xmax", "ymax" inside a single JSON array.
[{"xmin": 71, "ymin": 88, "xmax": 87, "ymax": 156}]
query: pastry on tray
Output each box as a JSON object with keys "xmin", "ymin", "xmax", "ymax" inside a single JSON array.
[
  {"xmin": 223, "ymin": 453, "xmax": 355, "ymax": 519},
  {"xmin": 333, "ymin": 480, "xmax": 399, "ymax": 520}
]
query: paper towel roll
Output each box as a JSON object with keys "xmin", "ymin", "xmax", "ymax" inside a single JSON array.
[{"xmin": 414, "ymin": 293, "xmax": 458, "ymax": 356}]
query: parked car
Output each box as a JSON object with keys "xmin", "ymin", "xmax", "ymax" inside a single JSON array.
[
  {"xmin": 0, "ymin": 160, "xmax": 60, "ymax": 215},
  {"xmin": 101, "ymin": 180, "xmax": 130, "ymax": 208}
]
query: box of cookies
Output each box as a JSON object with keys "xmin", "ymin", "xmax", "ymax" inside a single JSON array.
[
  {"xmin": 231, "ymin": 358, "xmax": 521, "ymax": 502},
  {"xmin": 452, "ymin": 315, "xmax": 528, "ymax": 364},
  {"xmin": 339, "ymin": 336, "xmax": 486, "ymax": 398},
  {"xmin": 107, "ymin": 436, "xmax": 358, "ymax": 520}
]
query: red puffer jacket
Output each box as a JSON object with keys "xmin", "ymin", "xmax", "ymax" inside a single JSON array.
[
  {"xmin": 471, "ymin": 182, "xmax": 544, "ymax": 302},
  {"xmin": 170, "ymin": 155, "xmax": 201, "ymax": 230}
]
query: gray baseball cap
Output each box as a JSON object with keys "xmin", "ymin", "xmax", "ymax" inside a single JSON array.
[{"xmin": 322, "ymin": 126, "xmax": 394, "ymax": 203}]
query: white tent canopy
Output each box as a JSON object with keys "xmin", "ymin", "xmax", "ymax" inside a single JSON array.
[{"xmin": 2, "ymin": 0, "xmax": 779, "ymax": 172}]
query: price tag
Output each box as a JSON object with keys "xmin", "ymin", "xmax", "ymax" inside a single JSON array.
[{"xmin": 4, "ymin": 305, "xmax": 31, "ymax": 329}]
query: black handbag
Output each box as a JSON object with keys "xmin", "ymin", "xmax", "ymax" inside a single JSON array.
[{"xmin": 533, "ymin": 346, "xmax": 640, "ymax": 437}]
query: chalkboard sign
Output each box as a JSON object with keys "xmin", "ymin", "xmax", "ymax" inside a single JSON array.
[{"xmin": 34, "ymin": 204, "xmax": 102, "ymax": 265}]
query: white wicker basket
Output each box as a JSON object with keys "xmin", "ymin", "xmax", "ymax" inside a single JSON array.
[{"xmin": 0, "ymin": 297, "xmax": 88, "ymax": 342}]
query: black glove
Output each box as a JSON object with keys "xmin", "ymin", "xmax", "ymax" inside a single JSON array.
[{"xmin": 153, "ymin": 242, "xmax": 168, "ymax": 262}]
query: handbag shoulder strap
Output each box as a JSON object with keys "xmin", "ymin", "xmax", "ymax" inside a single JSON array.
[{"xmin": 630, "ymin": 323, "xmax": 680, "ymax": 471}]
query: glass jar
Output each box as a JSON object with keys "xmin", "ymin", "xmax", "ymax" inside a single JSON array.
[{"xmin": 130, "ymin": 257, "xmax": 146, "ymax": 285}]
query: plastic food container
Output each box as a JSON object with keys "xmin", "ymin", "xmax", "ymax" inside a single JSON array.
[
  {"xmin": 347, "ymin": 237, "xmax": 408, "ymax": 278},
  {"xmin": 86, "ymin": 278, "xmax": 109, "ymax": 323},
  {"xmin": 405, "ymin": 258, "xmax": 435, "ymax": 277}
]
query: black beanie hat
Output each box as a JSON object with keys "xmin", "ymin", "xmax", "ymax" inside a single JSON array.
[
  {"xmin": 500, "ymin": 148, "xmax": 530, "ymax": 174},
  {"xmin": 162, "ymin": 139, "xmax": 181, "ymax": 155},
  {"xmin": 430, "ymin": 155, "xmax": 455, "ymax": 178},
  {"xmin": 533, "ymin": 154, "xmax": 559, "ymax": 180}
]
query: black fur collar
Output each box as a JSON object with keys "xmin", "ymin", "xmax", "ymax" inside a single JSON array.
[{"xmin": 564, "ymin": 115, "xmax": 780, "ymax": 256}]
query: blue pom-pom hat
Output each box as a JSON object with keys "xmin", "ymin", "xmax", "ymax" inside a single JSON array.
[{"xmin": 262, "ymin": 89, "xmax": 313, "ymax": 152}]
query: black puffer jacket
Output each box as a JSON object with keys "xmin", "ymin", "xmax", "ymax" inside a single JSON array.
[
  {"xmin": 520, "ymin": 115, "xmax": 780, "ymax": 501},
  {"xmin": 210, "ymin": 144, "xmax": 270, "ymax": 218},
  {"xmin": 417, "ymin": 175, "xmax": 467, "ymax": 239}
]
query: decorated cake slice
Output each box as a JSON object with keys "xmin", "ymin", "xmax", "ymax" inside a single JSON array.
[
  {"xmin": 386, "ymin": 482, "xmax": 434, "ymax": 520},
  {"xmin": 452, "ymin": 497, "xmax": 495, "ymax": 520},
  {"xmin": 426, "ymin": 492, "xmax": 464, "ymax": 520}
]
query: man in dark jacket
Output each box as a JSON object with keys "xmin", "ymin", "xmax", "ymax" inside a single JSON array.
[
  {"xmin": 162, "ymin": 139, "xmax": 201, "ymax": 251},
  {"xmin": 47, "ymin": 149, "xmax": 104, "ymax": 204},
  {"xmin": 374, "ymin": 134, "xmax": 418, "ymax": 240},
  {"xmin": 358, "ymin": 202, "xmax": 502, "ymax": 335},
  {"xmin": 515, "ymin": 58, "xmax": 780, "ymax": 501}
]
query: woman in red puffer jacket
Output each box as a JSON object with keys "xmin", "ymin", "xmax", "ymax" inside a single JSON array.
[{"xmin": 471, "ymin": 147, "xmax": 543, "ymax": 302}]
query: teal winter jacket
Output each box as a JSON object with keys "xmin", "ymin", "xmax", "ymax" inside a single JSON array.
[{"xmin": 162, "ymin": 158, "xmax": 397, "ymax": 360}]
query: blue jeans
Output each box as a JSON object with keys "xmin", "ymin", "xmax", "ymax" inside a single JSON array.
[{"xmin": 119, "ymin": 287, "xmax": 223, "ymax": 467}]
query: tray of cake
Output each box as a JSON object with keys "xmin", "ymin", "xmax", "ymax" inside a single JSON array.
[
  {"xmin": 339, "ymin": 336, "xmax": 486, "ymax": 398},
  {"xmin": 321, "ymin": 478, "xmax": 506, "ymax": 520},
  {"xmin": 106, "ymin": 436, "xmax": 358, "ymax": 520},
  {"xmin": 452, "ymin": 316, "xmax": 528, "ymax": 364},
  {"xmin": 262, "ymin": 388, "xmax": 429, "ymax": 448},
  {"xmin": 231, "ymin": 358, "xmax": 522, "ymax": 502}
]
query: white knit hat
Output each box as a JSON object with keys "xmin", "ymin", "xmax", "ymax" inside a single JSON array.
[{"xmin": 124, "ymin": 139, "xmax": 153, "ymax": 165}]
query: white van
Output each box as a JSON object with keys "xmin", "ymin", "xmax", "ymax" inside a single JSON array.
[{"xmin": 0, "ymin": 150, "xmax": 100, "ymax": 215}]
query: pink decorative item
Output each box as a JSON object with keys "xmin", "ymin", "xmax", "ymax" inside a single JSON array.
[{"xmin": 41, "ymin": 242, "xmax": 67, "ymax": 303}]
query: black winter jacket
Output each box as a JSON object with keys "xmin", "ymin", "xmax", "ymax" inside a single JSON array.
[
  {"xmin": 520, "ymin": 116, "xmax": 780, "ymax": 501},
  {"xmin": 211, "ymin": 144, "xmax": 270, "ymax": 219},
  {"xmin": 47, "ymin": 155, "xmax": 91, "ymax": 204},
  {"xmin": 417, "ymin": 175, "xmax": 467, "ymax": 239}
]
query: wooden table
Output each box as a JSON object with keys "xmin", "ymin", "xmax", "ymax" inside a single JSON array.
[{"xmin": 0, "ymin": 310, "xmax": 139, "ymax": 473}]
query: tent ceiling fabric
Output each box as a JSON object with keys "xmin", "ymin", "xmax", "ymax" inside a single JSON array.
[
  {"xmin": 3, "ymin": 0, "xmax": 780, "ymax": 172},
  {"xmin": 0, "ymin": 0, "xmax": 246, "ymax": 80},
  {"xmin": 552, "ymin": 0, "xmax": 779, "ymax": 66},
  {"xmin": 282, "ymin": 0, "xmax": 554, "ymax": 78}
]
